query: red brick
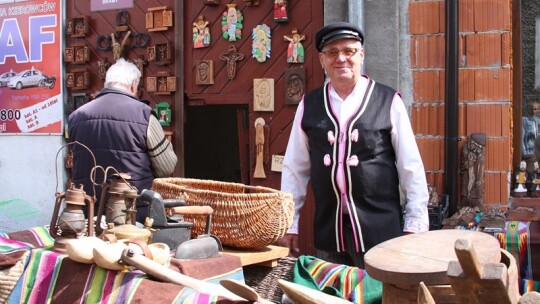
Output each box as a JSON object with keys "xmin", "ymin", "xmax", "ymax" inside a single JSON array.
[
  {"xmin": 413, "ymin": 70, "xmax": 444, "ymax": 102},
  {"xmin": 464, "ymin": 33, "xmax": 502, "ymax": 67},
  {"xmin": 459, "ymin": 0, "xmax": 475, "ymax": 32},
  {"xmin": 473, "ymin": 69, "xmax": 511, "ymax": 101},
  {"xmin": 409, "ymin": 1, "xmax": 443, "ymax": 35},
  {"xmin": 410, "ymin": 35, "xmax": 445, "ymax": 68},
  {"xmin": 501, "ymin": 32, "xmax": 511, "ymax": 67},
  {"xmin": 458, "ymin": 69, "xmax": 475, "ymax": 101},
  {"xmin": 473, "ymin": 0, "xmax": 511, "ymax": 32}
]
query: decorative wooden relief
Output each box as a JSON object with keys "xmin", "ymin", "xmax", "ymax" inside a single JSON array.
[
  {"xmin": 67, "ymin": 70, "xmax": 89, "ymax": 90},
  {"xmin": 284, "ymin": 29, "xmax": 306, "ymax": 63},
  {"xmin": 252, "ymin": 24, "xmax": 271, "ymax": 63},
  {"xmin": 67, "ymin": 17, "xmax": 89, "ymax": 38},
  {"xmin": 146, "ymin": 72, "xmax": 176, "ymax": 95},
  {"xmin": 72, "ymin": 44, "xmax": 90, "ymax": 64},
  {"xmin": 220, "ymin": 45, "xmax": 244, "ymax": 80},
  {"xmin": 155, "ymin": 102, "xmax": 172, "ymax": 126},
  {"xmin": 244, "ymin": 0, "xmax": 260, "ymax": 6},
  {"xmin": 274, "ymin": 0, "xmax": 288, "ymax": 23},
  {"xmin": 97, "ymin": 58, "xmax": 110, "ymax": 80},
  {"xmin": 253, "ymin": 78, "xmax": 274, "ymax": 112},
  {"xmin": 147, "ymin": 43, "xmax": 171, "ymax": 65},
  {"xmin": 195, "ymin": 60, "xmax": 214, "ymax": 85},
  {"xmin": 222, "ymin": 4, "xmax": 243, "ymax": 42},
  {"xmin": 254, "ymin": 117, "xmax": 267, "ymax": 179},
  {"xmin": 193, "ymin": 15, "xmax": 210, "ymax": 48},
  {"xmin": 64, "ymin": 47, "xmax": 74, "ymax": 63},
  {"xmin": 284, "ymin": 67, "xmax": 305, "ymax": 105},
  {"xmin": 146, "ymin": 6, "xmax": 173, "ymax": 32}
]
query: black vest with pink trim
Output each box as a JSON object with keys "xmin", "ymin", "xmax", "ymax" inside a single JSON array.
[{"xmin": 301, "ymin": 80, "xmax": 403, "ymax": 252}]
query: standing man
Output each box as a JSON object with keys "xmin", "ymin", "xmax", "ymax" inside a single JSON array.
[
  {"xmin": 277, "ymin": 22, "xmax": 429, "ymax": 268},
  {"xmin": 68, "ymin": 58, "xmax": 177, "ymax": 223}
]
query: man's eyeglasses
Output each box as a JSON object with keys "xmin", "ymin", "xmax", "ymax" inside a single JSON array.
[{"xmin": 321, "ymin": 47, "xmax": 360, "ymax": 59}]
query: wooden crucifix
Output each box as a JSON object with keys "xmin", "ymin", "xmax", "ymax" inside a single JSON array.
[{"xmin": 220, "ymin": 45, "xmax": 244, "ymax": 80}]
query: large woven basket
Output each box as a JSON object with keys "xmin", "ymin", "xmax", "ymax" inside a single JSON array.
[{"xmin": 151, "ymin": 178, "xmax": 295, "ymax": 249}]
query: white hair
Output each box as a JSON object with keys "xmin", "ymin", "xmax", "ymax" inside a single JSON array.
[{"xmin": 104, "ymin": 58, "xmax": 141, "ymax": 88}]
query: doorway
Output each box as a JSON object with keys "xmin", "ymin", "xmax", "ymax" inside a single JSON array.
[{"xmin": 184, "ymin": 105, "xmax": 246, "ymax": 183}]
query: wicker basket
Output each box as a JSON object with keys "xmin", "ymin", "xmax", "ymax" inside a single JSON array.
[{"xmin": 151, "ymin": 178, "xmax": 295, "ymax": 249}]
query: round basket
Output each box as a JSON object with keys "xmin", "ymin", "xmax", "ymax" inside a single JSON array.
[{"xmin": 151, "ymin": 178, "xmax": 295, "ymax": 249}]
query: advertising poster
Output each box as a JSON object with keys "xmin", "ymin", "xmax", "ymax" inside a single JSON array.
[{"xmin": 0, "ymin": 0, "xmax": 63, "ymax": 134}]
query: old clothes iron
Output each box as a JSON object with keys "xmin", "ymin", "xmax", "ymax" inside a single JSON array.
[
  {"xmin": 140, "ymin": 189, "xmax": 222, "ymax": 259},
  {"xmin": 140, "ymin": 189, "xmax": 192, "ymax": 249}
]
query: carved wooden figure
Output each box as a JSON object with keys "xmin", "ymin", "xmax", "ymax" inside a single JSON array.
[
  {"xmin": 284, "ymin": 29, "xmax": 306, "ymax": 63},
  {"xmin": 146, "ymin": 72, "xmax": 176, "ymax": 95},
  {"xmin": 254, "ymin": 117, "xmax": 267, "ymax": 179},
  {"xmin": 460, "ymin": 133, "xmax": 485, "ymax": 207},
  {"xmin": 274, "ymin": 0, "xmax": 288, "ymax": 23},
  {"xmin": 193, "ymin": 15, "xmax": 210, "ymax": 48},
  {"xmin": 195, "ymin": 60, "xmax": 214, "ymax": 85},
  {"xmin": 67, "ymin": 70, "xmax": 89, "ymax": 90},
  {"xmin": 531, "ymin": 161, "xmax": 540, "ymax": 197},
  {"xmin": 97, "ymin": 59, "xmax": 110, "ymax": 80},
  {"xmin": 64, "ymin": 47, "xmax": 74, "ymax": 63},
  {"xmin": 284, "ymin": 67, "xmax": 305, "ymax": 105},
  {"xmin": 253, "ymin": 78, "xmax": 274, "ymax": 112},
  {"xmin": 222, "ymin": 4, "xmax": 243, "ymax": 42},
  {"xmin": 252, "ymin": 24, "xmax": 271, "ymax": 63},
  {"xmin": 133, "ymin": 56, "xmax": 148, "ymax": 78},
  {"xmin": 514, "ymin": 160, "xmax": 528, "ymax": 198},
  {"xmin": 220, "ymin": 45, "xmax": 244, "ymax": 80},
  {"xmin": 112, "ymin": 31, "xmax": 131, "ymax": 61}
]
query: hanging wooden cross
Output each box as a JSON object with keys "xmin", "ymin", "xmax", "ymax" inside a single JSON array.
[
  {"xmin": 220, "ymin": 45, "xmax": 244, "ymax": 80},
  {"xmin": 284, "ymin": 29, "xmax": 306, "ymax": 63}
]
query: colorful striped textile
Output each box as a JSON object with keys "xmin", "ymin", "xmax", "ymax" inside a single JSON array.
[
  {"xmin": 1, "ymin": 227, "xmax": 248, "ymax": 304},
  {"xmin": 496, "ymin": 221, "xmax": 540, "ymax": 294},
  {"xmin": 292, "ymin": 255, "xmax": 382, "ymax": 304}
]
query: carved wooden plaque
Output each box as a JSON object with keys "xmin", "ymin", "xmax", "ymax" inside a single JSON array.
[
  {"xmin": 195, "ymin": 60, "xmax": 214, "ymax": 85},
  {"xmin": 69, "ymin": 17, "xmax": 89, "ymax": 38},
  {"xmin": 253, "ymin": 78, "xmax": 274, "ymax": 112},
  {"xmin": 67, "ymin": 70, "xmax": 89, "ymax": 90},
  {"xmin": 284, "ymin": 67, "xmax": 305, "ymax": 105},
  {"xmin": 146, "ymin": 77, "xmax": 157, "ymax": 92},
  {"xmin": 146, "ymin": 6, "xmax": 173, "ymax": 32},
  {"xmin": 73, "ymin": 44, "xmax": 89, "ymax": 64}
]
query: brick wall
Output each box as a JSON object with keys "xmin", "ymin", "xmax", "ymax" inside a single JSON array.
[{"xmin": 409, "ymin": 0, "xmax": 512, "ymax": 208}]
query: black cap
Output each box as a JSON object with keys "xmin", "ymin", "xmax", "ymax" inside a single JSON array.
[{"xmin": 315, "ymin": 22, "xmax": 364, "ymax": 52}]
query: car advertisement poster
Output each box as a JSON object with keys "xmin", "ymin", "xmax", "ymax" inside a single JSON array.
[{"xmin": 0, "ymin": 0, "xmax": 62, "ymax": 135}]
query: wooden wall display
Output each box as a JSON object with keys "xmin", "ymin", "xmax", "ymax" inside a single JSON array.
[
  {"xmin": 146, "ymin": 72, "xmax": 176, "ymax": 95},
  {"xmin": 284, "ymin": 67, "xmax": 305, "ymax": 105},
  {"xmin": 253, "ymin": 78, "xmax": 274, "ymax": 112},
  {"xmin": 66, "ymin": 70, "xmax": 89, "ymax": 90},
  {"xmin": 147, "ymin": 43, "xmax": 171, "ymax": 65},
  {"xmin": 97, "ymin": 59, "xmax": 110, "ymax": 80},
  {"xmin": 67, "ymin": 17, "xmax": 89, "ymax": 38},
  {"xmin": 195, "ymin": 60, "xmax": 214, "ymax": 85},
  {"xmin": 146, "ymin": 6, "xmax": 173, "ymax": 32},
  {"xmin": 73, "ymin": 44, "xmax": 90, "ymax": 64}
]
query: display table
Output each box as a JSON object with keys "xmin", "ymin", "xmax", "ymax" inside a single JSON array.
[
  {"xmin": 364, "ymin": 229, "xmax": 502, "ymax": 304},
  {"xmin": 0, "ymin": 227, "xmax": 250, "ymax": 303},
  {"xmin": 223, "ymin": 245, "xmax": 289, "ymax": 267}
]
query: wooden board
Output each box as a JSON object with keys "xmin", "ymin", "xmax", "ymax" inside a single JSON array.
[{"xmin": 222, "ymin": 245, "xmax": 289, "ymax": 267}]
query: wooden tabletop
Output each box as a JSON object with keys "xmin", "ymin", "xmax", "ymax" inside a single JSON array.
[
  {"xmin": 364, "ymin": 229, "xmax": 501, "ymax": 286},
  {"xmin": 222, "ymin": 245, "xmax": 290, "ymax": 267}
]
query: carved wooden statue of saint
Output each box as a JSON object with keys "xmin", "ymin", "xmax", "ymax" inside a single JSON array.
[
  {"xmin": 460, "ymin": 133, "xmax": 486, "ymax": 207},
  {"xmin": 254, "ymin": 117, "xmax": 266, "ymax": 178}
]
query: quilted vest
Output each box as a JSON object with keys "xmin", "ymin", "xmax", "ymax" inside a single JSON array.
[
  {"xmin": 68, "ymin": 88, "xmax": 153, "ymax": 199},
  {"xmin": 301, "ymin": 80, "xmax": 403, "ymax": 252}
]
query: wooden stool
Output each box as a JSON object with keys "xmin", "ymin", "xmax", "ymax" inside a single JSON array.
[{"xmin": 364, "ymin": 230, "xmax": 501, "ymax": 304}]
